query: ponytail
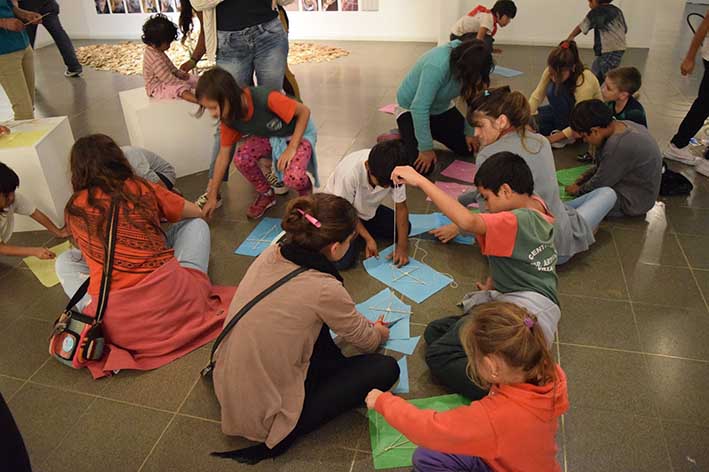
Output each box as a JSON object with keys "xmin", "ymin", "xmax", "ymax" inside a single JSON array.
[
  {"xmin": 547, "ymin": 40, "xmax": 585, "ymax": 96},
  {"xmin": 178, "ymin": 0, "xmax": 194, "ymax": 44}
]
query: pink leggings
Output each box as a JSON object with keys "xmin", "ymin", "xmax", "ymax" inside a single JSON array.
[{"xmin": 233, "ymin": 136, "xmax": 312, "ymax": 194}]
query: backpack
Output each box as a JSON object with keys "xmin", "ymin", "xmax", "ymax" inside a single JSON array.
[{"xmin": 660, "ymin": 160, "xmax": 693, "ymax": 197}]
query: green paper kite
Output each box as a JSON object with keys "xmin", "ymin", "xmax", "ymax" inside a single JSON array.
[
  {"xmin": 556, "ymin": 165, "xmax": 592, "ymax": 201},
  {"xmin": 368, "ymin": 393, "xmax": 469, "ymax": 469}
]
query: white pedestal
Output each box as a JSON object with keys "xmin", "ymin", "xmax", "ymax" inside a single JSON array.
[
  {"xmin": 0, "ymin": 117, "xmax": 74, "ymax": 233},
  {"xmin": 119, "ymin": 88, "xmax": 215, "ymax": 178}
]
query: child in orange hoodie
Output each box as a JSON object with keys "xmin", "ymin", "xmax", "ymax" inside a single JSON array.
[{"xmin": 365, "ymin": 301, "xmax": 569, "ymax": 472}]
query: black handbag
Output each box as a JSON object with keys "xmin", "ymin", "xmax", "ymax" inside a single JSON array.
[{"xmin": 49, "ymin": 202, "xmax": 119, "ymax": 369}]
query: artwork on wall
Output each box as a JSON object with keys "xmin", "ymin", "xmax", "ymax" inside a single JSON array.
[
  {"xmin": 95, "ymin": 0, "xmax": 110, "ymax": 14},
  {"xmin": 126, "ymin": 0, "xmax": 142, "ymax": 13},
  {"xmin": 159, "ymin": 0, "xmax": 175, "ymax": 13},
  {"xmin": 322, "ymin": 0, "xmax": 338, "ymax": 11},
  {"xmin": 301, "ymin": 0, "xmax": 318, "ymax": 11},
  {"xmin": 110, "ymin": 0, "xmax": 126, "ymax": 13},
  {"xmin": 94, "ymin": 0, "xmax": 378, "ymax": 15},
  {"xmin": 141, "ymin": 0, "xmax": 158, "ymax": 13}
]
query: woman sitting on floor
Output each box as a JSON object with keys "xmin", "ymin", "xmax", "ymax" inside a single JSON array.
[
  {"xmin": 55, "ymin": 134, "xmax": 235, "ymax": 379},
  {"xmin": 212, "ymin": 193, "xmax": 399, "ymax": 464}
]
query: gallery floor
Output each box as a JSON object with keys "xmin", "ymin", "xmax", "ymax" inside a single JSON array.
[{"xmin": 2, "ymin": 3, "xmax": 709, "ymax": 471}]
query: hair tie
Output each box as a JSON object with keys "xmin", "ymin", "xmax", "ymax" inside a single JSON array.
[
  {"xmin": 297, "ymin": 209, "xmax": 322, "ymax": 228},
  {"xmin": 560, "ymin": 41, "xmax": 570, "ymax": 49},
  {"xmin": 523, "ymin": 317, "xmax": 535, "ymax": 329}
]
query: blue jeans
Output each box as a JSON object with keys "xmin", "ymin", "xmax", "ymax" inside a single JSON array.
[
  {"xmin": 591, "ymin": 51, "xmax": 624, "ymax": 84},
  {"xmin": 413, "ymin": 447, "xmax": 492, "ymax": 472},
  {"xmin": 55, "ymin": 219, "xmax": 211, "ymax": 311},
  {"xmin": 537, "ymin": 82, "xmax": 575, "ymax": 137},
  {"xmin": 209, "ymin": 17, "xmax": 289, "ymax": 181}
]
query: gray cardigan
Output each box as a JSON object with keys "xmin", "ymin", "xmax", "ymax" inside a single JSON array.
[{"xmin": 474, "ymin": 131, "xmax": 595, "ymax": 260}]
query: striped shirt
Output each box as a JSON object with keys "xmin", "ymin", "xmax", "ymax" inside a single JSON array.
[{"xmin": 142, "ymin": 45, "xmax": 189, "ymax": 97}]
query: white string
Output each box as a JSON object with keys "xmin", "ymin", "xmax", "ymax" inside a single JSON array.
[{"xmin": 412, "ymin": 237, "xmax": 459, "ymax": 289}]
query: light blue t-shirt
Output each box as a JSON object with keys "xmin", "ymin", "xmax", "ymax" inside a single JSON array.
[{"xmin": 0, "ymin": 0, "xmax": 29, "ymax": 55}]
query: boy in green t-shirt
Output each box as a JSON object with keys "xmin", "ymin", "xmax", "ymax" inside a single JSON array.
[{"xmin": 391, "ymin": 151, "xmax": 560, "ymax": 400}]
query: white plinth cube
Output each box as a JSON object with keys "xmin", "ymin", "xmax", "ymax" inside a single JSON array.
[
  {"xmin": 0, "ymin": 117, "xmax": 74, "ymax": 232},
  {"xmin": 119, "ymin": 88, "xmax": 216, "ymax": 178}
]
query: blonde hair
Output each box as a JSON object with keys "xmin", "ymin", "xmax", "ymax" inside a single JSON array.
[{"xmin": 460, "ymin": 302, "xmax": 557, "ymax": 389}]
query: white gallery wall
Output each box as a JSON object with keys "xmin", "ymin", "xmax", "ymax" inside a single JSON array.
[{"xmin": 34, "ymin": 0, "xmax": 659, "ymax": 48}]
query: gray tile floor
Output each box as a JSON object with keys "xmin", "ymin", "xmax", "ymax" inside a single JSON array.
[{"xmin": 3, "ymin": 2, "xmax": 709, "ymax": 471}]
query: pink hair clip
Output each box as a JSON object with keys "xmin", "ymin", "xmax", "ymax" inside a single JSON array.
[
  {"xmin": 523, "ymin": 317, "xmax": 535, "ymax": 329},
  {"xmin": 297, "ymin": 209, "xmax": 322, "ymax": 228}
]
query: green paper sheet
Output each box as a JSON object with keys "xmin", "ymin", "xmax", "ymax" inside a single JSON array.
[
  {"xmin": 0, "ymin": 129, "xmax": 49, "ymax": 149},
  {"xmin": 556, "ymin": 165, "xmax": 592, "ymax": 201},
  {"xmin": 368, "ymin": 393, "xmax": 469, "ymax": 469},
  {"xmin": 23, "ymin": 241, "xmax": 72, "ymax": 287}
]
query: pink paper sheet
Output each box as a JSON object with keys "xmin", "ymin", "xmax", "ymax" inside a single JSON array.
[
  {"xmin": 427, "ymin": 182, "xmax": 479, "ymax": 208},
  {"xmin": 440, "ymin": 160, "xmax": 477, "ymax": 183},
  {"xmin": 378, "ymin": 103, "xmax": 397, "ymax": 115}
]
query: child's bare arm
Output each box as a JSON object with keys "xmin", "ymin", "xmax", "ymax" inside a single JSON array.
[
  {"xmin": 0, "ymin": 242, "xmax": 54, "ymax": 259},
  {"xmin": 30, "ymin": 209, "xmax": 69, "ymax": 238},
  {"xmin": 566, "ymin": 25, "xmax": 581, "ymax": 41},
  {"xmin": 682, "ymin": 10, "xmax": 709, "ymax": 75}
]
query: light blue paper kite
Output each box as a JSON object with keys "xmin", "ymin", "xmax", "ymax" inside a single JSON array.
[
  {"xmin": 364, "ymin": 246, "xmax": 453, "ymax": 303},
  {"xmin": 435, "ymin": 214, "xmax": 475, "ymax": 246},
  {"xmin": 356, "ymin": 289, "xmax": 412, "ymax": 340},
  {"xmin": 386, "ymin": 336, "xmax": 420, "ymax": 356},
  {"xmin": 493, "ymin": 66, "xmax": 524, "ymax": 78},
  {"xmin": 409, "ymin": 213, "xmax": 442, "ymax": 237},
  {"xmin": 234, "ymin": 218, "xmax": 282, "ymax": 257},
  {"xmin": 392, "ymin": 357, "xmax": 409, "ymax": 394}
]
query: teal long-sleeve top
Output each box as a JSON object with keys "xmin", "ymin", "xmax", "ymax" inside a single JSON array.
[
  {"xmin": 396, "ymin": 40, "xmax": 474, "ymax": 153},
  {"xmin": 0, "ymin": 0, "xmax": 29, "ymax": 55}
]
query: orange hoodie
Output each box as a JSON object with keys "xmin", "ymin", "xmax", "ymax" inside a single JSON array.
[{"xmin": 374, "ymin": 365, "xmax": 569, "ymax": 472}]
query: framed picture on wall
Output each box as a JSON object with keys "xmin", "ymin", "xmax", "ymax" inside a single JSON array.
[
  {"xmin": 360, "ymin": 0, "xmax": 378, "ymax": 11},
  {"xmin": 322, "ymin": 0, "xmax": 338, "ymax": 11},
  {"xmin": 301, "ymin": 0, "xmax": 318, "ymax": 11},
  {"xmin": 341, "ymin": 0, "xmax": 357, "ymax": 11},
  {"xmin": 282, "ymin": 0, "xmax": 299, "ymax": 11},
  {"xmin": 126, "ymin": 0, "xmax": 142, "ymax": 13},
  {"xmin": 95, "ymin": 0, "xmax": 110, "ymax": 14},
  {"xmin": 159, "ymin": 0, "xmax": 175, "ymax": 12},
  {"xmin": 141, "ymin": 0, "xmax": 158, "ymax": 13},
  {"xmin": 175, "ymin": 0, "xmax": 181, "ymax": 12},
  {"xmin": 110, "ymin": 0, "xmax": 127, "ymax": 13}
]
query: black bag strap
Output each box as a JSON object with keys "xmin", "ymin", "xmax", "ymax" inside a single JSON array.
[
  {"xmin": 201, "ymin": 266, "xmax": 308, "ymax": 377},
  {"xmin": 63, "ymin": 202, "xmax": 119, "ymax": 324}
]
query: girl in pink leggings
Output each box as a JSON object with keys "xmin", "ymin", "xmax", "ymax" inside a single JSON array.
[{"xmin": 195, "ymin": 67, "xmax": 319, "ymax": 219}]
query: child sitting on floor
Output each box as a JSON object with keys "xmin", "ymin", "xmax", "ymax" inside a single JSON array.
[
  {"xmin": 450, "ymin": 1, "xmax": 517, "ymax": 52},
  {"xmin": 0, "ymin": 162, "xmax": 69, "ymax": 259},
  {"xmin": 142, "ymin": 14, "xmax": 198, "ymax": 103},
  {"xmin": 602, "ymin": 66, "xmax": 647, "ymax": 126},
  {"xmin": 196, "ymin": 67, "xmax": 318, "ymax": 220},
  {"xmin": 392, "ymin": 152, "xmax": 560, "ymax": 401},
  {"xmin": 323, "ymin": 139, "xmax": 410, "ymax": 270},
  {"xmin": 529, "ymin": 40, "xmax": 602, "ymax": 149},
  {"xmin": 366, "ymin": 301, "xmax": 569, "ymax": 472},
  {"xmin": 566, "ymin": 99, "xmax": 663, "ymax": 217}
]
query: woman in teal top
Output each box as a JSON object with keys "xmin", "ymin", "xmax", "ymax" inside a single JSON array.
[
  {"xmin": 396, "ymin": 39, "xmax": 493, "ymax": 175},
  {"xmin": 0, "ymin": 0, "xmax": 41, "ymax": 120}
]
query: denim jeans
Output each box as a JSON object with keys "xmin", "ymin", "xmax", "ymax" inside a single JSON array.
[
  {"xmin": 209, "ymin": 17, "xmax": 289, "ymax": 181},
  {"xmin": 591, "ymin": 51, "xmax": 624, "ymax": 84},
  {"xmin": 537, "ymin": 82, "xmax": 575, "ymax": 137},
  {"xmin": 26, "ymin": 13, "xmax": 81, "ymax": 73},
  {"xmin": 56, "ymin": 219, "xmax": 211, "ymax": 311},
  {"xmin": 413, "ymin": 447, "xmax": 492, "ymax": 472}
]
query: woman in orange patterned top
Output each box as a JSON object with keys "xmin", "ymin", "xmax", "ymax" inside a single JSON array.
[{"xmin": 55, "ymin": 134, "xmax": 235, "ymax": 379}]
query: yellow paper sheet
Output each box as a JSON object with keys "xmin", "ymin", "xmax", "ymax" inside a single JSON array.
[
  {"xmin": 23, "ymin": 241, "xmax": 72, "ymax": 288},
  {"xmin": 0, "ymin": 129, "xmax": 49, "ymax": 149}
]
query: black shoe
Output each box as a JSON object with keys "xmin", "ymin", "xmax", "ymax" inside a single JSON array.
[{"xmin": 576, "ymin": 152, "xmax": 593, "ymax": 163}]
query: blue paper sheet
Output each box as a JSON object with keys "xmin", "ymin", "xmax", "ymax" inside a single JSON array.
[
  {"xmin": 364, "ymin": 246, "xmax": 453, "ymax": 303},
  {"xmin": 234, "ymin": 218, "xmax": 282, "ymax": 257},
  {"xmin": 409, "ymin": 213, "xmax": 441, "ymax": 237},
  {"xmin": 434, "ymin": 214, "xmax": 475, "ymax": 246},
  {"xmin": 493, "ymin": 66, "xmax": 524, "ymax": 78},
  {"xmin": 356, "ymin": 289, "xmax": 411, "ymax": 340},
  {"xmin": 392, "ymin": 357, "xmax": 409, "ymax": 394},
  {"xmin": 385, "ymin": 336, "xmax": 420, "ymax": 356}
]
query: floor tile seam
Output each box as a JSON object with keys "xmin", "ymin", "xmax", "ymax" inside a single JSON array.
[
  {"xmin": 560, "ymin": 294, "xmax": 709, "ymax": 312},
  {"xmin": 9, "ymin": 357, "xmax": 52, "ymax": 403},
  {"xmin": 673, "ymin": 233, "xmax": 709, "ymax": 314},
  {"xmin": 558, "ymin": 342, "xmax": 709, "ymax": 364},
  {"xmin": 559, "ymin": 413, "xmax": 568, "ymax": 472},
  {"xmin": 176, "ymin": 412, "xmax": 221, "ymax": 425},
  {"xmin": 136, "ymin": 375, "xmax": 203, "ymax": 472}
]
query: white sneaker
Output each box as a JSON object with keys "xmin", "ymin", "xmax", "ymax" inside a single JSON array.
[
  {"xmin": 696, "ymin": 159, "xmax": 709, "ymax": 177},
  {"xmin": 195, "ymin": 192, "xmax": 223, "ymax": 209},
  {"xmin": 265, "ymin": 169, "xmax": 289, "ymax": 195},
  {"xmin": 550, "ymin": 129, "xmax": 575, "ymax": 149},
  {"xmin": 665, "ymin": 143, "xmax": 700, "ymax": 166}
]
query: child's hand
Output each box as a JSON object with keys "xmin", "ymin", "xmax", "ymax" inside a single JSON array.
[
  {"xmin": 31, "ymin": 247, "xmax": 56, "ymax": 260},
  {"xmin": 391, "ymin": 166, "xmax": 424, "ymax": 187},
  {"xmin": 1, "ymin": 18, "xmax": 25, "ymax": 32},
  {"xmin": 179, "ymin": 60, "xmax": 195, "ymax": 72},
  {"xmin": 0, "ymin": 125, "xmax": 10, "ymax": 136},
  {"xmin": 476, "ymin": 276, "xmax": 494, "ymax": 291},
  {"xmin": 17, "ymin": 10, "xmax": 43, "ymax": 25},
  {"xmin": 565, "ymin": 183, "xmax": 580, "ymax": 196},
  {"xmin": 277, "ymin": 146, "xmax": 297, "ymax": 172},
  {"xmin": 201, "ymin": 197, "xmax": 219, "ymax": 220},
  {"xmin": 373, "ymin": 317, "xmax": 390, "ymax": 342},
  {"xmin": 365, "ymin": 237, "xmax": 379, "ymax": 259},
  {"xmin": 465, "ymin": 135, "xmax": 480, "ymax": 153},
  {"xmin": 493, "ymin": 47, "xmax": 503, "ymax": 54},
  {"xmin": 413, "ymin": 151, "xmax": 437, "ymax": 174},
  {"xmin": 681, "ymin": 57, "xmax": 696, "ymax": 76},
  {"xmin": 365, "ymin": 389, "xmax": 385, "ymax": 409},
  {"xmin": 54, "ymin": 226, "xmax": 71, "ymax": 238},
  {"xmin": 429, "ymin": 224, "xmax": 459, "ymax": 244},
  {"xmin": 388, "ymin": 245, "xmax": 409, "ymax": 267}
]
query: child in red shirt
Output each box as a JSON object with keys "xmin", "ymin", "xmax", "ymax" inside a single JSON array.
[{"xmin": 366, "ymin": 302, "xmax": 569, "ymax": 472}]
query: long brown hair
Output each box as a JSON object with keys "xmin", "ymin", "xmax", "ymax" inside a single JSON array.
[
  {"xmin": 281, "ymin": 194, "xmax": 357, "ymax": 252},
  {"xmin": 547, "ymin": 40, "xmax": 585, "ymax": 96},
  {"xmin": 460, "ymin": 302, "xmax": 557, "ymax": 389},
  {"xmin": 195, "ymin": 67, "xmax": 247, "ymax": 123},
  {"xmin": 65, "ymin": 134, "xmax": 162, "ymax": 255},
  {"xmin": 467, "ymin": 86, "xmax": 542, "ymax": 154},
  {"xmin": 178, "ymin": 0, "xmax": 194, "ymax": 44},
  {"xmin": 450, "ymin": 39, "xmax": 495, "ymax": 102}
]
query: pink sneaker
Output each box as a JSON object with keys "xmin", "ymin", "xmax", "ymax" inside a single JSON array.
[{"xmin": 247, "ymin": 190, "xmax": 276, "ymax": 219}]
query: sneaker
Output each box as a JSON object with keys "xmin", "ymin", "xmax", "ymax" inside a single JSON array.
[
  {"xmin": 64, "ymin": 69, "xmax": 82, "ymax": 78},
  {"xmin": 577, "ymin": 152, "xmax": 594, "ymax": 162},
  {"xmin": 247, "ymin": 190, "xmax": 276, "ymax": 219},
  {"xmin": 377, "ymin": 129, "xmax": 401, "ymax": 143},
  {"xmin": 697, "ymin": 158, "xmax": 709, "ymax": 177},
  {"xmin": 665, "ymin": 143, "xmax": 700, "ymax": 166},
  {"xmin": 264, "ymin": 169, "xmax": 289, "ymax": 195},
  {"xmin": 195, "ymin": 192, "xmax": 223, "ymax": 209},
  {"xmin": 550, "ymin": 130, "xmax": 576, "ymax": 149}
]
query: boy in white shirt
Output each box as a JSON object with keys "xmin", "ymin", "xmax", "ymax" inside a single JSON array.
[
  {"xmin": 450, "ymin": 1, "xmax": 517, "ymax": 52},
  {"xmin": 0, "ymin": 162, "xmax": 69, "ymax": 259},
  {"xmin": 323, "ymin": 140, "xmax": 410, "ymax": 270}
]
